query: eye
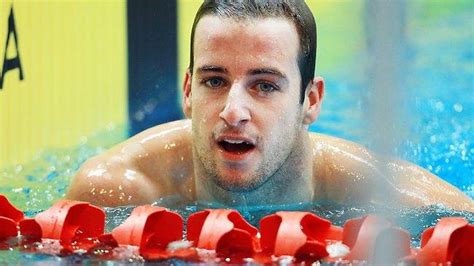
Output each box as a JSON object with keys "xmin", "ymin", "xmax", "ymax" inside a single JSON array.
[
  {"xmin": 256, "ymin": 82, "xmax": 278, "ymax": 93},
  {"xmin": 204, "ymin": 77, "xmax": 226, "ymax": 88}
]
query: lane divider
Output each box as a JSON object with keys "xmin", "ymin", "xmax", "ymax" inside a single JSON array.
[
  {"xmin": 341, "ymin": 215, "xmax": 412, "ymax": 264},
  {"xmin": 35, "ymin": 200, "xmax": 105, "ymax": 247},
  {"xmin": 188, "ymin": 209, "xmax": 259, "ymax": 260},
  {"xmin": 259, "ymin": 211, "xmax": 342, "ymax": 262},
  {"xmin": 111, "ymin": 205, "xmax": 183, "ymax": 260},
  {"xmin": 0, "ymin": 194, "xmax": 472, "ymax": 264}
]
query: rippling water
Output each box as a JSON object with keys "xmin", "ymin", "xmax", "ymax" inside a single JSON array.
[
  {"xmin": 0, "ymin": 2, "xmax": 472, "ymax": 264},
  {"xmin": 310, "ymin": 9, "xmax": 474, "ymax": 198}
]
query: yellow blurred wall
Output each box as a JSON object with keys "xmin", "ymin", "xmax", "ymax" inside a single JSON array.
[{"xmin": 0, "ymin": 1, "xmax": 128, "ymax": 168}]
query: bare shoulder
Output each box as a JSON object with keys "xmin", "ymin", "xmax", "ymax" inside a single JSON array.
[
  {"xmin": 308, "ymin": 132, "xmax": 474, "ymax": 212},
  {"xmin": 66, "ymin": 119, "xmax": 194, "ymax": 207},
  {"xmin": 308, "ymin": 132, "xmax": 376, "ymax": 201}
]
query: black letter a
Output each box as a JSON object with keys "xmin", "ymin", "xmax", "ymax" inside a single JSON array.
[{"xmin": 0, "ymin": 6, "xmax": 24, "ymax": 89}]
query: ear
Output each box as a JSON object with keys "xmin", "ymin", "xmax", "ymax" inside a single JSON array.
[
  {"xmin": 182, "ymin": 69, "xmax": 192, "ymax": 118},
  {"xmin": 302, "ymin": 77, "xmax": 324, "ymax": 125}
]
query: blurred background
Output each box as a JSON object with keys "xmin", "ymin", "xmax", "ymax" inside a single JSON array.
[{"xmin": 0, "ymin": 0, "xmax": 472, "ymax": 210}]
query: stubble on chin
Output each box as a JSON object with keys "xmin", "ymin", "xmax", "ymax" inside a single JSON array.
[
  {"xmin": 196, "ymin": 151, "xmax": 262, "ymax": 192},
  {"xmin": 212, "ymin": 169, "xmax": 267, "ymax": 192}
]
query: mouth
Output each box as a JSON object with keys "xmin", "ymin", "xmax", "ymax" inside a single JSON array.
[
  {"xmin": 215, "ymin": 136, "xmax": 257, "ymax": 160},
  {"xmin": 218, "ymin": 139, "xmax": 256, "ymax": 154}
]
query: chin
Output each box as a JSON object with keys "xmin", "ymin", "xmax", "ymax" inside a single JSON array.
[{"xmin": 214, "ymin": 172, "xmax": 266, "ymax": 192}]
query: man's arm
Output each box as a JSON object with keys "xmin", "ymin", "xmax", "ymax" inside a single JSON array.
[
  {"xmin": 66, "ymin": 151, "xmax": 157, "ymax": 206},
  {"xmin": 311, "ymin": 133, "xmax": 474, "ymax": 212},
  {"xmin": 66, "ymin": 119, "xmax": 194, "ymax": 207}
]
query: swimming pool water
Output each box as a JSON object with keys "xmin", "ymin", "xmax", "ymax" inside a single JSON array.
[
  {"xmin": 310, "ymin": 8, "xmax": 474, "ymax": 198},
  {"xmin": 0, "ymin": 1, "xmax": 472, "ymax": 264}
]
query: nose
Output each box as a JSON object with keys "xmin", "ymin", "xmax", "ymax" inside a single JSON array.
[{"xmin": 219, "ymin": 84, "xmax": 251, "ymax": 127}]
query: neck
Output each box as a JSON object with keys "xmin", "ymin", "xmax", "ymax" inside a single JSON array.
[{"xmin": 194, "ymin": 131, "xmax": 314, "ymax": 207}]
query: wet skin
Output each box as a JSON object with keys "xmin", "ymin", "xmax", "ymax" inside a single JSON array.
[
  {"xmin": 184, "ymin": 16, "xmax": 318, "ymax": 205},
  {"xmin": 66, "ymin": 16, "xmax": 474, "ymax": 212}
]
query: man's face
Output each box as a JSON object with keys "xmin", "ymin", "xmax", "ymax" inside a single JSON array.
[{"xmin": 184, "ymin": 16, "xmax": 310, "ymax": 192}]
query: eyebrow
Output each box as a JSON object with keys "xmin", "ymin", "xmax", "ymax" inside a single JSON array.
[
  {"xmin": 196, "ymin": 65, "xmax": 228, "ymax": 74},
  {"xmin": 248, "ymin": 68, "xmax": 287, "ymax": 80},
  {"xmin": 196, "ymin": 65, "xmax": 288, "ymax": 80}
]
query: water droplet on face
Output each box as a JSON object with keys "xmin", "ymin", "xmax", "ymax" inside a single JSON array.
[
  {"xmin": 124, "ymin": 170, "xmax": 137, "ymax": 181},
  {"xmin": 138, "ymin": 152, "xmax": 149, "ymax": 158}
]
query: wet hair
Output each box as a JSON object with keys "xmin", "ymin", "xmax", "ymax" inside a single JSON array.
[{"xmin": 189, "ymin": 0, "xmax": 317, "ymax": 104}]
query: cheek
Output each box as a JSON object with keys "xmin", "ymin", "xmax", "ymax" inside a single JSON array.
[
  {"xmin": 192, "ymin": 93, "xmax": 212, "ymax": 118},
  {"xmin": 192, "ymin": 96, "xmax": 220, "ymax": 136},
  {"xmin": 270, "ymin": 98, "xmax": 301, "ymax": 124},
  {"xmin": 192, "ymin": 87, "xmax": 223, "ymax": 112},
  {"xmin": 265, "ymin": 104, "xmax": 302, "ymax": 141},
  {"xmin": 259, "ymin": 111, "xmax": 286, "ymax": 136}
]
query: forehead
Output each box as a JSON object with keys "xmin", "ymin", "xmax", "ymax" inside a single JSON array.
[{"xmin": 193, "ymin": 15, "xmax": 300, "ymax": 72}]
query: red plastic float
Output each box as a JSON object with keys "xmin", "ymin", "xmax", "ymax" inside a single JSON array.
[
  {"xmin": 259, "ymin": 211, "xmax": 342, "ymax": 261},
  {"xmin": 0, "ymin": 194, "xmax": 472, "ymax": 264},
  {"xmin": 18, "ymin": 218, "xmax": 42, "ymax": 242},
  {"xmin": 0, "ymin": 216, "xmax": 18, "ymax": 241},
  {"xmin": 0, "ymin": 195, "xmax": 24, "ymax": 222},
  {"xmin": 412, "ymin": 217, "xmax": 474, "ymax": 265},
  {"xmin": 34, "ymin": 199, "xmax": 105, "ymax": 250},
  {"xmin": 0, "ymin": 195, "xmax": 25, "ymax": 241},
  {"xmin": 187, "ymin": 209, "xmax": 259, "ymax": 258},
  {"xmin": 86, "ymin": 233, "xmax": 119, "ymax": 259},
  {"xmin": 342, "ymin": 215, "xmax": 412, "ymax": 263},
  {"xmin": 111, "ymin": 205, "xmax": 183, "ymax": 260}
]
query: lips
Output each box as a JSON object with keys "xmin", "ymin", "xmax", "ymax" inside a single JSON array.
[
  {"xmin": 216, "ymin": 136, "xmax": 256, "ymax": 160},
  {"xmin": 218, "ymin": 139, "xmax": 255, "ymax": 153}
]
